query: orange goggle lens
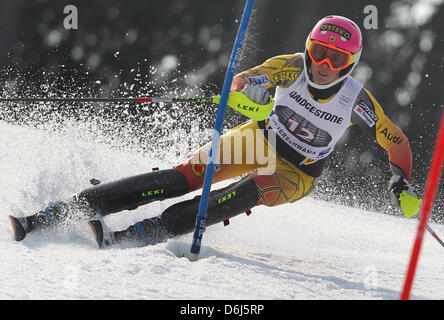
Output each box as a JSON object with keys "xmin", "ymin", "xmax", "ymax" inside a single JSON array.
[{"xmin": 308, "ymin": 40, "xmax": 352, "ymax": 71}]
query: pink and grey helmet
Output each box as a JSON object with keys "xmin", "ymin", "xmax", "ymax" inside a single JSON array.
[{"xmin": 304, "ymin": 15, "xmax": 363, "ymax": 89}]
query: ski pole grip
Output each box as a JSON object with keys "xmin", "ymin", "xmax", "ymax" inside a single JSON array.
[
  {"xmin": 399, "ymin": 191, "xmax": 422, "ymax": 218},
  {"xmin": 213, "ymin": 92, "xmax": 274, "ymax": 121}
]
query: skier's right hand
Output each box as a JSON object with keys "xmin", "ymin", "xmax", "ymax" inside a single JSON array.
[{"xmin": 241, "ymin": 84, "xmax": 270, "ymax": 105}]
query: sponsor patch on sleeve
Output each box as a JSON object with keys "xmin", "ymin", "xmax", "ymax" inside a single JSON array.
[
  {"xmin": 246, "ymin": 74, "xmax": 271, "ymax": 86},
  {"xmin": 353, "ymin": 101, "xmax": 378, "ymax": 127}
]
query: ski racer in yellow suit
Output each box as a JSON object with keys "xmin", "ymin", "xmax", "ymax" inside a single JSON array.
[{"xmin": 9, "ymin": 15, "xmax": 422, "ymax": 247}]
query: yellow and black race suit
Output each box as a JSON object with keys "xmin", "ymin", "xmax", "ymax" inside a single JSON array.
[
  {"xmin": 174, "ymin": 53, "xmax": 412, "ymax": 207},
  {"xmin": 231, "ymin": 53, "xmax": 412, "ymax": 181}
]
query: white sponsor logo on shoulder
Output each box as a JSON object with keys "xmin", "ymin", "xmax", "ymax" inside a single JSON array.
[
  {"xmin": 247, "ymin": 74, "xmax": 271, "ymax": 86},
  {"xmin": 353, "ymin": 101, "xmax": 377, "ymax": 127}
]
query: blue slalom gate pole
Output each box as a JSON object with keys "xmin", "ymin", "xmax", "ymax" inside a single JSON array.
[{"xmin": 189, "ymin": 0, "xmax": 256, "ymax": 261}]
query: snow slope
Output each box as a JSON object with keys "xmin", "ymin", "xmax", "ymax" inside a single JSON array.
[{"xmin": 0, "ymin": 121, "xmax": 442, "ymax": 300}]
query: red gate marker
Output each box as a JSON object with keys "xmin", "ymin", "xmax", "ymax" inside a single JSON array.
[{"xmin": 400, "ymin": 112, "xmax": 444, "ymax": 300}]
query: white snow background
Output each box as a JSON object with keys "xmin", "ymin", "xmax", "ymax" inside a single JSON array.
[{"xmin": 0, "ymin": 120, "xmax": 443, "ymax": 301}]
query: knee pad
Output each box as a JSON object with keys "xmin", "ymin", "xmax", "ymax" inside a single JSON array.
[{"xmin": 252, "ymin": 169, "xmax": 315, "ymax": 207}]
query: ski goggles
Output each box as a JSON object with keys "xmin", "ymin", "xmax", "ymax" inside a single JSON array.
[{"xmin": 307, "ymin": 40, "xmax": 355, "ymax": 71}]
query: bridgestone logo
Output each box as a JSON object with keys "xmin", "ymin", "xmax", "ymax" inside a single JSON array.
[{"xmin": 289, "ymin": 91, "xmax": 344, "ymax": 124}]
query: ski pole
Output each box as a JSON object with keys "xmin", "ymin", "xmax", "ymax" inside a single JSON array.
[
  {"xmin": 401, "ymin": 191, "xmax": 444, "ymax": 248},
  {"xmin": 426, "ymin": 223, "xmax": 444, "ymax": 248},
  {"xmin": 0, "ymin": 97, "xmax": 217, "ymax": 104},
  {"xmin": 189, "ymin": 0, "xmax": 256, "ymax": 262}
]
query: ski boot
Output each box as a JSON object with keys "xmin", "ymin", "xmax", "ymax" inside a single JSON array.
[
  {"xmin": 9, "ymin": 201, "xmax": 70, "ymax": 241},
  {"xmin": 88, "ymin": 216, "xmax": 171, "ymax": 248}
]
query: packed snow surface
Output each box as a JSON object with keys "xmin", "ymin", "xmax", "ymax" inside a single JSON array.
[{"xmin": 0, "ymin": 122, "xmax": 442, "ymax": 300}]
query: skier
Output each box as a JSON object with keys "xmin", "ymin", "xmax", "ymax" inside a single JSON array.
[{"xmin": 9, "ymin": 15, "xmax": 421, "ymax": 248}]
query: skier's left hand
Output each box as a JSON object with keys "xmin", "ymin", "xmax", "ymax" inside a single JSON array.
[
  {"xmin": 387, "ymin": 175, "xmax": 422, "ymax": 218},
  {"xmin": 214, "ymin": 85, "xmax": 274, "ymax": 121}
]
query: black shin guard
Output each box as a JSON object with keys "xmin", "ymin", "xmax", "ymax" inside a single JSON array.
[
  {"xmin": 160, "ymin": 177, "xmax": 260, "ymax": 237},
  {"xmin": 76, "ymin": 169, "xmax": 189, "ymax": 216}
]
